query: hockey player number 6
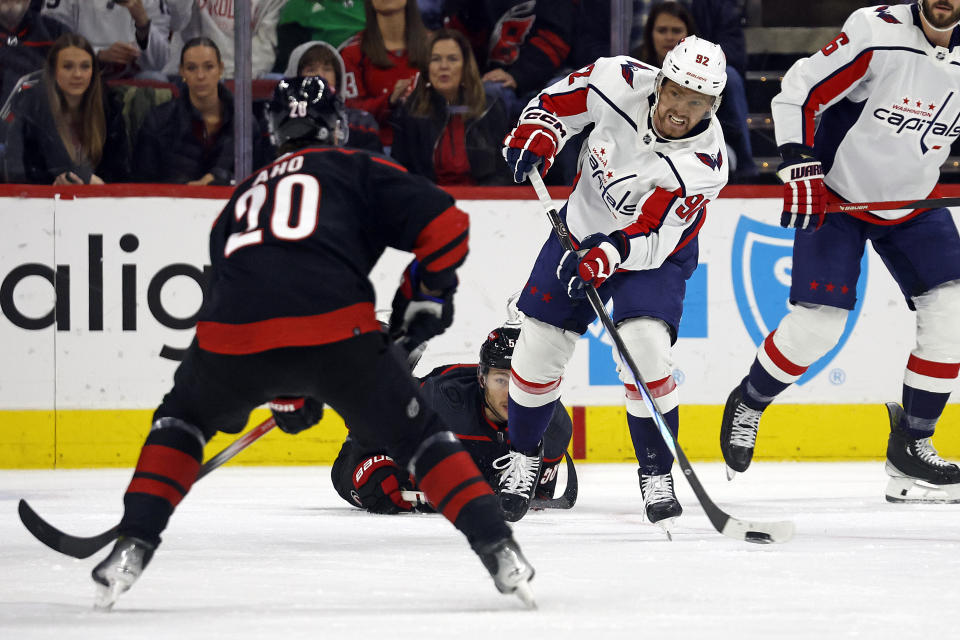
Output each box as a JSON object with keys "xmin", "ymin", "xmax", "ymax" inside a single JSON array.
[{"xmin": 224, "ymin": 174, "xmax": 322, "ymax": 257}]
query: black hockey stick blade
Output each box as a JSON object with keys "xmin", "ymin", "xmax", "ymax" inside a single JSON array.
[
  {"xmin": 18, "ymin": 416, "xmax": 278, "ymax": 559},
  {"xmin": 676, "ymin": 448, "xmax": 795, "ymax": 544},
  {"xmin": 531, "ymin": 450, "xmax": 578, "ymax": 510},
  {"xmin": 18, "ymin": 499, "xmax": 118, "ymax": 559},
  {"xmin": 527, "ymin": 171, "xmax": 795, "ymax": 544}
]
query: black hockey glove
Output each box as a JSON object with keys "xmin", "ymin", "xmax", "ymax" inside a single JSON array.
[
  {"xmin": 268, "ymin": 397, "xmax": 324, "ymax": 434},
  {"xmin": 389, "ymin": 260, "xmax": 455, "ymax": 352},
  {"xmin": 352, "ymin": 454, "xmax": 415, "ymax": 514}
]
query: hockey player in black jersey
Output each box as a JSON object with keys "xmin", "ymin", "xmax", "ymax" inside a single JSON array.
[
  {"xmin": 90, "ymin": 76, "xmax": 535, "ymax": 610},
  {"xmin": 331, "ymin": 325, "xmax": 574, "ymax": 514}
]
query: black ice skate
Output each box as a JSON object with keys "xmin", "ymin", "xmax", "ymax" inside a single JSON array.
[
  {"xmin": 493, "ymin": 445, "xmax": 543, "ymax": 522},
  {"xmin": 884, "ymin": 402, "xmax": 960, "ymax": 503},
  {"xmin": 91, "ymin": 536, "xmax": 156, "ymax": 610},
  {"xmin": 639, "ymin": 471, "xmax": 683, "ymax": 540},
  {"xmin": 473, "ymin": 536, "xmax": 536, "ymax": 608},
  {"xmin": 720, "ymin": 386, "xmax": 763, "ymax": 480}
]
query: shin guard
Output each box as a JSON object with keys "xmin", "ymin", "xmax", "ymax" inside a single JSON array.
[
  {"xmin": 409, "ymin": 432, "xmax": 510, "ymax": 547},
  {"xmin": 120, "ymin": 417, "xmax": 205, "ymax": 544}
]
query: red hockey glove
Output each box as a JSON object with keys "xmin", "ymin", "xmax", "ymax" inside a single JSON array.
[
  {"xmin": 777, "ymin": 156, "xmax": 826, "ymax": 233},
  {"xmin": 389, "ymin": 259, "xmax": 455, "ymax": 353},
  {"xmin": 503, "ymin": 122, "xmax": 559, "ymax": 183},
  {"xmin": 352, "ymin": 454, "xmax": 415, "ymax": 514},
  {"xmin": 556, "ymin": 232, "xmax": 629, "ymax": 299},
  {"xmin": 268, "ymin": 397, "xmax": 324, "ymax": 434}
]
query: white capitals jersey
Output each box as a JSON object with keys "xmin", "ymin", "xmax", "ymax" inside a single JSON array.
[
  {"xmin": 773, "ymin": 3, "xmax": 960, "ymax": 222},
  {"xmin": 519, "ymin": 56, "xmax": 728, "ymax": 271}
]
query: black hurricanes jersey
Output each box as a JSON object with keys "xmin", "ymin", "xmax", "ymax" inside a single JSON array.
[
  {"xmin": 331, "ymin": 363, "xmax": 573, "ymax": 506},
  {"xmin": 195, "ymin": 147, "xmax": 468, "ymax": 354}
]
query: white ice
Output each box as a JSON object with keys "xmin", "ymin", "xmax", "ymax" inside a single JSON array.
[{"xmin": 2, "ymin": 462, "xmax": 959, "ymax": 640}]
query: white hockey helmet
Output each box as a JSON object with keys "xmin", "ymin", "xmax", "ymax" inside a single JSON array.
[{"xmin": 660, "ymin": 36, "xmax": 727, "ymax": 106}]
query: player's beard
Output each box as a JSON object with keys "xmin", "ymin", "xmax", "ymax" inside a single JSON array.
[
  {"xmin": 0, "ymin": 0, "xmax": 29, "ymax": 32},
  {"xmin": 921, "ymin": 0, "xmax": 960, "ymax": 29}
]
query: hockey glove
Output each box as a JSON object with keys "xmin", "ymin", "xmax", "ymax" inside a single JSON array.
[
  {"xmin": 556, "ymin": 232, "xmax": 629, "ymax": 299},
  {"xmin": 268, "ymin": 397, "xmax": 324, "ymax": 434},
  {"xmin": 389, "ymin": 260, "xmax": 455, "ymax": 352},
  {"xmin": 503, "ymin": 122, "xmax": 559, "ymax": 183},
  {"xmin": 777, "ymin": 148, "xmax": 826, "ymax": 233},
  {"xmin": 352, "ymin": 454, "xmax": 415, "ymax": 514}
]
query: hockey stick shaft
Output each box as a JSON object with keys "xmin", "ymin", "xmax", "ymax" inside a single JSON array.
[
  {"xmin": 18, "ymin": 416, "xmax": 278, "ymax": 559},
  {"xmin": 826, "ymin": 196, "xmax": 960, "ymax": 213},
  {"xmin": 528, "ymin": 171, "xmax": 794, "ymax": 543}
]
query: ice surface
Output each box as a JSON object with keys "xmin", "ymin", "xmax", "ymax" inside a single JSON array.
[{"xmin": 2, "ymin": 462, "xmax": 959, "ymax": 639}]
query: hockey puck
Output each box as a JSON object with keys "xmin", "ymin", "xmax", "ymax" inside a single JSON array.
[{"xmin": 744, "ymin": 531, "xmax": 774, "ymax": 544}]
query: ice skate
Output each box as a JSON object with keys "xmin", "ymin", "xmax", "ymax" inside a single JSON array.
[
  {"xmin": 720, "ymin": 386, "xmax": 763, "ymax": 480},
  {"xmin": 639, "ymin": 471, "xmax": 683, "ymax": 540},
  {"xmin": 493, "ymin": 445, "xmax": 543, "ymax": 522},
  {"xmin": 91, "ymin": 536, "xmax": 156, "ymax": 611},
  {"xmin": 473, "ymin": 536, "xmax": 536, "ymax": 609},
  {"xmin": 884, "ymin": 403, "xmax": 960, "ymax": 503}
]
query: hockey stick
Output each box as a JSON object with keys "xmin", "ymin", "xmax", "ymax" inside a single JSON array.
[
  {"xmin": 17, "ymin": 416, "xmax": 278, "ymax": 560},
  {"xmin": 401, "ymin": 449, "xmax": 578, "ymax": 510},
  {"xmin": 827, "ymin": 196, "xmax": 960, "ymax": 213},
  {"xmin": 528, "ymin": 171, "xmax": 795, "ymax": 544}
]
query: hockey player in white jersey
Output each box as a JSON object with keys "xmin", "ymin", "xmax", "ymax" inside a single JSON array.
[
  {"xmin": 719, "ymin": 1, "xmax": 960, "ymax": 503},
  {"xmin": 498, "ymin": 36, "xmax": 729, "ymax": 527}
]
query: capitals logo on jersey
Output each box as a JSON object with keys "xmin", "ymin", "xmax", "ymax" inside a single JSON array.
[
  {"xmin": 695, "ymin": 149, "xmax": 724, "ymax": 171},
  {"xmin": 874, "ymin": 6, "xmax": 901, "ymax": 24},
  {"xmin": 731, "ymin": 217, "xmax": 867, "ymax": 385},
  {"xmin": 872, "ymin": 91, "xmax": 960, "ymax": 154}
]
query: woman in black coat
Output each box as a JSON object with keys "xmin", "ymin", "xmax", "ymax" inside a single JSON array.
[
  {"xmin": 3, "ymin": 33, "xmax": 128, "ymax": 184},
  {"xmin": 134, "ymin": 37, "xmax": 268, "ymax": 185},
  {"xmin": 390, "ymin": 28, "xmax": 511, "ymax": 186}
]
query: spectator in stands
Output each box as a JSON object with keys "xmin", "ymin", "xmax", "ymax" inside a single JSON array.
[
  {"xmin": 284, "ymin": 40, "xmax": 383, "ymax": 152},
  {"xmin": 0, "ymin": 0, "xmax": 71, "ymax": 107},
  {"xmin": 41, "ymin": 1, "xmax": 173, "ymax": 81},
  {"xmin": 2, "ymin": 32, "xmax": 128, "ymax": 184},
  {"xmin": 340, "ymin": 0, "xmax": 428, "ymax": 148},
  {"xmin": 134, "ymin": 37, "xmax": 268, "ymax": 185},
  {"xmin": 274, "ymin": 0, "xmax": 366, "ymax": 73},
  {"xmin": 391, "ymin": 28, "xmax": 511, "ymax": 185},
  {"xmin": 164, "ymin": 0, "xmax": 284, "ymax": 79},
  {"xmin": 632, "ymin": 1, "xmax": 757, "ymax": 179},
  {"xmin": 443, "ymin": 1, "xmax": 576, "ymax": 121}
]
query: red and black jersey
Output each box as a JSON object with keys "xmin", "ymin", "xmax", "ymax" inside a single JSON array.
[{"xmin": 196, "ymin": 147, "xmax": 469, "ymax": 355}]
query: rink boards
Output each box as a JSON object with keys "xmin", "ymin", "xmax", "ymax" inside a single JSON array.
[{"xmin": 1, "ymin": 184, "xmax": 958, "ymax": 468}]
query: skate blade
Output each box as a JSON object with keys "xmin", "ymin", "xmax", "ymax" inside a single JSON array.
[
  {"xmin": 93, "ymin": 582, "xmax": 124, "ymax": 611},
  {"xmin": 885, "ymin": 476, "xmax": 960, "ymax": 504},
  {"xmin": 655, "ymin": 517, "xmax": 676, "ymax": 541},
  {"xmin": 725, "ymin": 465, "xmax": 738, "ymax": 481},
  {"xmin": 513, "ymin": 580, "xmax": 537, "ymax": 610}
]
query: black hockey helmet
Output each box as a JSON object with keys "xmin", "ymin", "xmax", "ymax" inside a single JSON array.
[
  {"xmin": 478, "ymin": 326, "xmax": 520, "ymax": 378},
  {"xmin": 266, "ymin": 76, "xmax": 348, "ymax": 150}
]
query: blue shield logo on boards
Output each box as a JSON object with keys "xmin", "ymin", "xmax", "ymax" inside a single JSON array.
[{"xmin": 731, "ymin": 217, "xmax": 867, "ymax": 385}]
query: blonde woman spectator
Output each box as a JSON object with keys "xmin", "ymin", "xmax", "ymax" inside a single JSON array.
[{"xmin": 3, "ymin": 32, "xmax": 128, "ymax": 184}]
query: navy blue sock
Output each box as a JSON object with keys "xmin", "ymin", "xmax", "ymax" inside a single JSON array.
[
  {"xmin": 507, "ymin": 396, "xmax": 555, "ymax": 454},
  {"xmin": 627, "ymin": 408, "xmax": 679, "ymax": 476},
  {"xmin": 901, "ymin": 384, "xmax": 950, "ymax": 438},
  {"xmin": 741, "ymin": 359, "xmax": 791, "ymax": 410}
]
